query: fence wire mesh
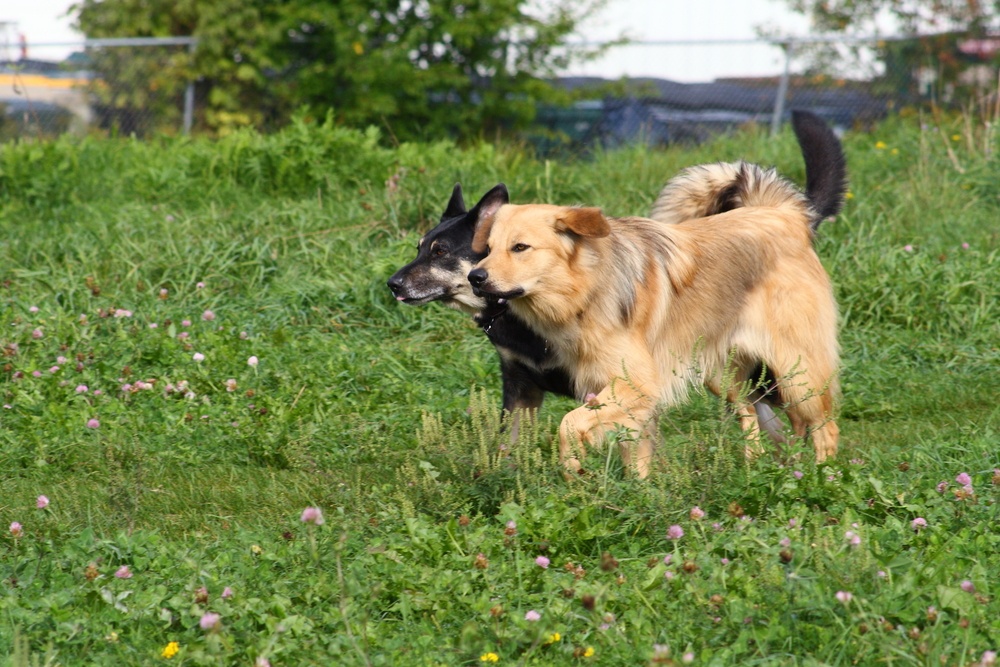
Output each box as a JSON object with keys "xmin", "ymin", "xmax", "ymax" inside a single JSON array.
[
  {"xmin": 534, "ymin": 35, "xmax": 999, "ymax": 151},
  {"xmin": 1, "ymin": 38, "xmax": 196, "ymax": 140},
  {"xmin": 2, "ymin": 34, "xmax": 998, "ymax": 145}
]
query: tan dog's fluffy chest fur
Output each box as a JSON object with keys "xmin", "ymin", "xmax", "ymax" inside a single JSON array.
[{"xmin": 470, "ymin": 188, "xmax": 840, "ymax": 479}]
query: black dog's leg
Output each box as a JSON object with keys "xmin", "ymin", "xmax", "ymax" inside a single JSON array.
[{"xmin": 499, "ymin": 359, "xmax": 546, "ymax": 445}]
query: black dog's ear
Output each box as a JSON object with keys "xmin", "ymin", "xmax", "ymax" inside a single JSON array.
[
  {"xmin": 443, "ymin": 183, "xmax": 466, "ymax": 218},
  {"xmin": 470, "ymin": 184, "xmax": 509, "ymax": 252},
  {"xmin": 469, "ymin": 184, "xmax": 509, "ymax": 220}
]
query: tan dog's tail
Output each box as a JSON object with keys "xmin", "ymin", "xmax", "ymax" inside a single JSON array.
[{"xmin": 649, "ymin": 110, "xmax": 847, "ymax": 232}]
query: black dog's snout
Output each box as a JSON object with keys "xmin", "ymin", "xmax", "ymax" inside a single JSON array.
[
  {"xmin": 467, "ymin": 268, "xmax": 488, "ymax": 286},
  {"xmin": 387, "ymin": 274, "xmax": 403, "ymax": 293}
]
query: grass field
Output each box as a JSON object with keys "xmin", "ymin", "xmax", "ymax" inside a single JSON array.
[{"xmin": 1, "ymin": 112, "xmax": 998, "ymax": 666}]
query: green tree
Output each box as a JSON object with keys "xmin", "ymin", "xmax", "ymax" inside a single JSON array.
[
  {"xmin": 72, "ymin": 0, "xmax": 613, "ymax": 139},
  {"xmin": 785, "ymin": 0, "xmax": 998, "ymax": 36},
  {"xmin": 781, "ymin": 0, "xmax": 1000, "ymax": 102}
]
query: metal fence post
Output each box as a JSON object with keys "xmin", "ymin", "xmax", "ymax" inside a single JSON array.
[
  {"xmin": 183, "ymin": 41, "xmax": 196, "ymax": 135},
  {"xmin": 771, "ymin": 40, "xmax": 795, "ymax": 136}
]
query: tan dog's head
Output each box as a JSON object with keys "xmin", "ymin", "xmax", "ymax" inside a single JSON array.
[{"xmin": 467, "ymin": 204, "xmax": 610, "ymax": 303}]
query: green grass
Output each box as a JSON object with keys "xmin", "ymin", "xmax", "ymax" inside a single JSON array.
[{"xmin": 1, "ymin": 113, "xmax": 998, "ymax": 666}]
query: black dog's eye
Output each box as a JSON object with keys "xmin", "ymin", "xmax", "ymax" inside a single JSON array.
[
  {"xmin": 433, "ymin": 246, "xmax": 447, "ymax": 257},
  {"xmin": 512, "ymin": 243, "xmax": 530, "ymax": 252}
]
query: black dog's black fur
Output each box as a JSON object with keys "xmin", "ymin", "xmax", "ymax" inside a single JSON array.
[
  {"xmin": 476, "ymin": 298, "xmax": 574, "ymax": 413},
  {"xmin": 790, "ymin": 110, "xmax": 848, "ymax": 226},
  {"xmin": 387, "ymin": 184, "xmax": 573, "ymax": 418}
]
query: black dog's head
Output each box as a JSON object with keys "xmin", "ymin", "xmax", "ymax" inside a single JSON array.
[{"xmin": 387, "ymin": 183, "xmax": 509, "ymax": 314}]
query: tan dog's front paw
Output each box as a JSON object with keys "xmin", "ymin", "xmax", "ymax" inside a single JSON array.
[
  {"xmin": 558, "ymin": 403, "xmax": 655, "ymax": 479},
  {"xmin": 558, "ymin": 405, "xmax": 602, "ymax": 470},
  {"xmin": 561, "ymin": 456, "xmax": 586, "ymax": 481}
]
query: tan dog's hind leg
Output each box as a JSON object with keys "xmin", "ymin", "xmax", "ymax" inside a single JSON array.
[
  {"xmin": 706, "ymin": 375, "xmax": 766, "ymax": 460},
  {"xmin": 757, "ymin": 278, "xmax": 840, "ymax": 463},
  {"xmin": 811, "ymin": 415, "xmax": 839, "ymax": 462},
  {"xmin": 559, "ymin": 380, "xmax": 656, "ymax": 479},
  {"xmin": 732, "ymin": 399, "xmax": 765, "ymax": 460},
  {"xmin": 778, "ymin": 370, "xmax": 839, "ymax": 463}
]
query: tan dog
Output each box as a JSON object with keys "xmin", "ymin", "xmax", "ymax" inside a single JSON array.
[{"xmin": 467, "ymin": 152, "xmax": 842, "ymax": 479}]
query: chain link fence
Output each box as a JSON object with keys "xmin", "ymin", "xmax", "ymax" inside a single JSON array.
[
  {"xmin": 2, "ymin": 34, "xmax": 998, "ymax": 144},
  {"xmin": 1, "ymin": 38, "xmax": 196, "ymax": 140},
  {"xmin": 534, "ymin": 34, "xmax": 999, "ymax": 151}
]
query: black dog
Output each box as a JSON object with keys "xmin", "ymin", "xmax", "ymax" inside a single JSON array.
[{"xmin": 387, "ymin": 184, "xmax": 573, "ymax": 437}]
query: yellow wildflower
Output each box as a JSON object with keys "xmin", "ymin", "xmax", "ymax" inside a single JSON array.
[
  {"xmin": 951, "ymin": 134, "xmax": 961, "ymax": 141},
  {"xmin": 874, "ymin": 141, "xmax": 886, "ymax": 149},
  {"xmin": 845, "ymin": 191, "xmax": 854, "ymax": 200},
  {"xmin": 480, "ymin": 652, "xmax": 500, "ymax": 662},
  {"xmin": 890, "ymin": 148, "xmax": 899, "ymax": 155},
  {"xmin": 545, "ymin": 632, "xmax": 561, "ymax": 645},
  {"xmin": 584, "ymin": 647, "xmax": 595, "ymax": 658},
  {"xmin": 353, "ymin": 41, "xmax": 364, "ymax": 55},
  {"xmin": 161, "ymin": 642, "xmax": 180, "ymax": 659},
  {"xmin": 250, "ymin": 544, "xmax": 262, "ymax": 555}
]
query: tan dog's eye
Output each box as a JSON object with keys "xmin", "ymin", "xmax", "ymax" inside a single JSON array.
[{"xmin": 512, "ymin": 243, "xmax": 530, "ymax": 252}]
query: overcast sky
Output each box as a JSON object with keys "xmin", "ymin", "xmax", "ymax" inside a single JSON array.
[{"xmin": 3, "ymin": 0, "xmax": 817, "ymax": 82}]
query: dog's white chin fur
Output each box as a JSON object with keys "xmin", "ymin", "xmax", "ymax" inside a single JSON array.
[{"xmin": 448, "ymin": 290, "xmax": 486, "ymax": 314}]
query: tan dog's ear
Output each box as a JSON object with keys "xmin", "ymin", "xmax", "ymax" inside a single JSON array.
[
  {"xmin": 557, "ymin": 207, "xmax": 610, "ymax": 238},
  {"xmin": 471, "ymin": 218, "xmax": 493, "ymax": 254},
  {"xmin": 469, "ymin": 184, "xmax": 509, "ymax": 253}
]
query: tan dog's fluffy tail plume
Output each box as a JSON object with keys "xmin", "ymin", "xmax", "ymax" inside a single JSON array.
[{"xmin": 649, "ymin": 110, "xmax": 847, "ymax": 232}]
